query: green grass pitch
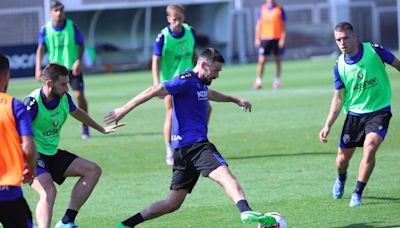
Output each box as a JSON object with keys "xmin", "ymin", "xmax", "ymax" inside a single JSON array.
[{"xmin": 7, "ymin": 57, "xmax": 400, "ymax": 227}]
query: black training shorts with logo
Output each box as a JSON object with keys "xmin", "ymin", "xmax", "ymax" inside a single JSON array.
[
  {"xmin": 36, "ymin": 149, "xmax": 78, "ymax": 185},
  {"xmin": 258, "ymin": 39, "xmax": 283, "ymax": 56},
  {"xmin": 171, "ymin": 141, "xmax": 228, "ymax": 193},
  {"xmin": 340, "ymin": 111, "xmax": 392, "ymax": 148}
]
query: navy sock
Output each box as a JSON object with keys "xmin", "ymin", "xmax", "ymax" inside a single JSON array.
[
  {"xmin": 62, "ymin": 209, "xmax": 78, "ymax": 224},
  {"xmin": 122, "ymin": 213, "xmax": 144, "ymax": 227},
  {"xmin": 236, "ymin": 200, "xmax": 252, "ymax": 213},
  {"xmin": 354, "ymin": 180, "xmax": 367, "ymax": 196},
  {"xmin": 338, "ymin": 172, "xmax": 347, "ymax": 182}
]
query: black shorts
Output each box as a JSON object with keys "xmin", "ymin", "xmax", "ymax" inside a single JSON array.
[
  {"xmin": 36, "ymin": 149, "xmax": 78, "ymax": 185},
  {"xmin": 340, "ymin": 111, "xmax": 392, "ymax": 148},
  {"xmin": 258, "ymin": 40, "xmax": 284, "ymax": 56},
  {"xmin": 171, "ymin": 141, "xmax": 228, "ymax": 193},
  {"xmin": 0, "ymin": 197, "xmax": 33, "ymax": 228},
  {"xmin": 68, "ymin": 70, "xmax": 85, "ymax": 91}
]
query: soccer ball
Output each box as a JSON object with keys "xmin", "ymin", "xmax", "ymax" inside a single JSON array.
[{"xmin": 257, "ymin": 212, "xmax": 287, "ymax": 228}]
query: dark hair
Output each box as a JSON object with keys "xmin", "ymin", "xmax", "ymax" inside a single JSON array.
[
  {"xmin": 41, "ymin": 63, "xmax": 69, "ymax": 82},
  {"xmin": 50, "ymin": 0, "xmax": 64, "ymax": 10},
  {"xmin": 199, "ymin": 48, "xmax": 225, "ymax": 65},
  {"xmin": 335, "ymin": 22, "xmax": 354, "ymax": 33},
  {"xmin": 166, "ymin": 4, "xmax": 184, "ymax": 16},
  {"xmin": 0, "ymin": 53, "xmax": 10, "ymax": 75}
]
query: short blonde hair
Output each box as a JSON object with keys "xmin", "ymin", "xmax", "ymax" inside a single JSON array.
[{"xmin": 166, "ymin": 4, "xmax": 184, "ymax": 16}]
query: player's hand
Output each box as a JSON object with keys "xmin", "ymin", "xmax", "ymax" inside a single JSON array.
[
  {"xmin": 255, "ymin": 39, "xmax": 260, "ymax": 48},
  {"xmin": 72, "ymin": 60, "xmax": 82, "ymax": 76},
  {"xmin": 238, "ymin": 99, "xmax": 252, "ymax": 112},
  {"xmin": 104, "ymin": 107, "xmax": 125, "ymax": 125},
  {"xmin": 35, "ymin": 68, "xmax": 42, "ymax": 82},
  {"xmin": 22, "ymin": 165, "xmax": 35, "ymax": 184},
  {"xmin": 319, "ymin": 126, "xmax": 330, "ymax": 143},
  {"xmin": 102, "ymin": 123, "xmax": 125, "ymax": 134},
  {"xmin": 278, "ymin": 39, "xmax": 285, "ymax": 49}
]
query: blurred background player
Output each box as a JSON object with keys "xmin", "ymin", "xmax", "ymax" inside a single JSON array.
[
  {"xmin": 106, "ymin": 48, "xmax": 276, "ymax": 228},
  {"xmin": 253, "ymin": 0, "xmax": 286, "ymax": 89},
  {"xmin": 0, "ymin": 53, "xmax": 37, "ymax": 228},
  {"xmin": 35, "ymin": 0, "xmax": 90, "ymax": 139},
  {"xmin": 152, "ymin": 4, "xmax": 212, "ymax": 165},
  {"xmin": 319, "ymin": 22, "xmax": 400, "ymax": 207},
  {"xmin": 26, "ymin": 63, "xmax": 122, "ymax": 228}
]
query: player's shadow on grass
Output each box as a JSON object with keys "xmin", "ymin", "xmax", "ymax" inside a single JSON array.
[
  {"xmin": 99, "ymin": 131, "xmax": 162, "ymax": 138},
  {"xmin": 65, "ymin": 131, "xmax": 162, "ymax": 139},
  {"xmin": 363, "ymin": 196, "xmax": 400, "ymax": 205},
  {"xmin": 225, "ymin": 151, "xmax": 333, "ymax": 160},
  {"xmin": 334, "ymin": 222, "xmax": 400, "ymax": 228}
]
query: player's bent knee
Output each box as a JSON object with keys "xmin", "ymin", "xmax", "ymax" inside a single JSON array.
[
  {"xmin": 40, "ymin": 186, "xmax": 57, "ymax": 201},
  {"xmin": 166, "ymin": 202, "xmax": 182, "ymax": 213},
  {"xmin": 90, "ymin": 164, "xmax": 102, "ymax": 179},
  {"xmin": 83, "ymin": 162, "xmax": 102, "ymax": 179}
]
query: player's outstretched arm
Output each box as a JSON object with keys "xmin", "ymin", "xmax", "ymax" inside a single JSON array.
[
  {"xmin": 104, "ymin": 84, "xmax": 169, "ymax": 124},
  {"xmin": 390, "ymin": 57, "xmax": 400, "ymax": 71},
  {"xmin": 152, "ymin": 55, "xmax": 162, "ymax": 85},
  {"xmin": 319, "ymin": 89, "xmax": 344, "ymax": 143},
  {"xmin": 71, "ymin": 107, "xmax": 124, "ymax": 134},
  {"xmin": 208, "ymin": 89, "xmax": 252, "ymax": 112}
]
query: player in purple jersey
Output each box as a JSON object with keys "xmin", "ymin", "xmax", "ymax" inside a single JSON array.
[
  {"xmin": 319, "ymin": 22, "xmax": 400, "ymax": 207},
  {"xmin": 35, "ymin": 0, "xmax": 90, "ymax": 139},
  {"xmin": 106, "ymin": 48, "xmax": 278, "ymax": 228},
  {"xmin": 0, "ymin": 53, "xmax": 37, "ymax": 228}
]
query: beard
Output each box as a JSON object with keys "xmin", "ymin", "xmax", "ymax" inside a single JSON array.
[
  {"xmin": 200, "ymin": 76, "xmax": 212, "ymax": 86},
  {"xmin": 50, "ymin": 87, "xmax": 63, "ymax": 99}
]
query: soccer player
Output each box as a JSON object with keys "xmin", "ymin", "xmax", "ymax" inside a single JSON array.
[
  {"xmin": 319, "ymin": 22, "xmax": 400, "ymax": 207},
  {"xmin": 152, "ymin": 4, "xmax": 212, "ymax": 165},
  {"xmin": 253, "ymin": 0, "xmax": 286, "ymax": 89},
  {"xmin": 25, "ymin": 63, "xmax": 122, "ymax": 228},
  {"xmin": 35, "ymin": 0, "xmax": 91, "ymax": 139},
  {"xmin": 106, "ymin": 48, "xmax": 277, "ymax": 227},
  {"xmin": 0, "ymin": 53, "xmax": 37, "ymax": 228}
]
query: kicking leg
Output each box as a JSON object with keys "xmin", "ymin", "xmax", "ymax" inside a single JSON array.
[
  {"xmin": 208, "ymin": 165, "xmax": 276, "ymax": 226},
  {"xmin": 117, "ymin": 189, "xmax": 188, "ymax": 227}
]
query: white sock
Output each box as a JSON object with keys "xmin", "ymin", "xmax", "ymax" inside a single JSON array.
[
  {"xmin": 274, "ymin": 77, "xmax": 280, "ymax": 83},
  {"xmin": 255, "ymin": 78, "xmax": 262, "ymax": 84}
]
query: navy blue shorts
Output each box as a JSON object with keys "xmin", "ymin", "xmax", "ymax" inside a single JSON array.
[
  {"xmin": 68, "ymin": 70, "xmax": 85, "ymax": 91},
  {"xmin": 0, "ymin": 197, "xmax": 33, "ymax": 228},
  {"xmin": 171, "ymin": 141, "xmax": 228, "ymax": 193}
]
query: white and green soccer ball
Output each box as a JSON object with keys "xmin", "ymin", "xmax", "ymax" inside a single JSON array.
[{"xmin": 258, "ymin": 212, "xmax": 287, "ymax": 228}]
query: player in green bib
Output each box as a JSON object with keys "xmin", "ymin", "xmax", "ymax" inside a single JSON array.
[
  {"xmin": 25, "ymin": 63, "xmax": 122, "ymax": 228},
  {"xmin": 319, "ymin": 22, "xmax": 400, "ymax": 207},
  {"xmin": 152, "ymin": 4, "xmax": 203, "ymax": 165},
  {"xmin": 152, "ymin": 4, "xmax": 214, "ymax": 165},
  {"xmin": 35, "ymin": 0, "xmax": 91, "ymax": 139}
]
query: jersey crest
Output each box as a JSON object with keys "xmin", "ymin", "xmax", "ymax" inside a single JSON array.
[
  {"xmin": 371, "ymin": 43, "xmax": 384, "ymax": 50},
  {"xmin": 24, "ymin": 97, "xmax": 37, "ymax": 111},
  {"xmin": 179, "ymin": 72, "xmax": 193, "ymax": 80}
]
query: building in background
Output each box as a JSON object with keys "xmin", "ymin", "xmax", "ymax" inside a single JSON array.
[{"xmin": 0, "ymin": 0, "xmax": 398, "ymax": 77}]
